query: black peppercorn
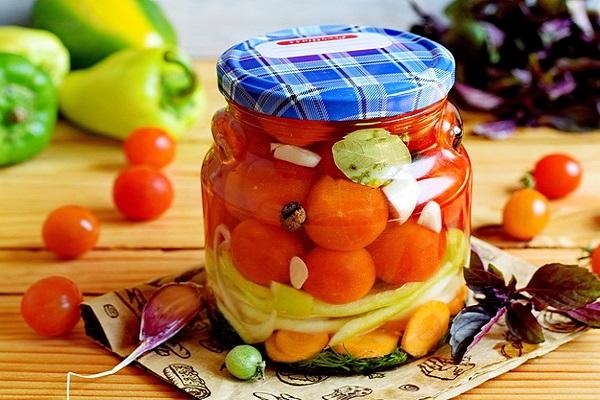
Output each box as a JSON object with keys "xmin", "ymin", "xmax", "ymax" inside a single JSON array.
[{"xmin": 280, "ymin": 201, "xmax": 306, "ymax": 232}]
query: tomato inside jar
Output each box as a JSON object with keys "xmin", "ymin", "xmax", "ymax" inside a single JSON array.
[{"xmin": 201, "ymin": 25, "xmax": 472, "ymax": 373}]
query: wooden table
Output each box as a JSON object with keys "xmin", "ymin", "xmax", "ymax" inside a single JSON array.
[{"xmin": 1, "ymin": 61, "xmax": 599, "ymax": 400}]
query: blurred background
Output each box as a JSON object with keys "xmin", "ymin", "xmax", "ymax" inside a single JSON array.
[{"xmin": 0, "ymin": 0, "xmax": 449, "ymax": 57}]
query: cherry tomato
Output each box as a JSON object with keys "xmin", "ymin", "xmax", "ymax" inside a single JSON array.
[
  {"xmin": 113, "ymin": 165, "xmax": 174, "ymax": 221},
  {"xmin": 21, "ymin": 276, "xmax": 83, "ymax": 337},
  {"xmin": 532, "ymin": 153, "xmax": 582, "ymax": 199},
  {"xmin": 502, "ymin": 188, "xmax": 550, "ymax": 240},
  {"xmin": 42, "ymin": 205, "xmax": 100, "ymax": 259},
  {"xmin": 124, "ymin": 127, "xmax": 176, "ymax": 168},
  {"xmin": 591, "ymin": 245, "xmax": 600, "ymax": 276}
]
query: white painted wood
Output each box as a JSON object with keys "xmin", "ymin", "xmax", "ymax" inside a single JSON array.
[{"xmin": 0, "ymin": 0, "xmax": 448, "ymax": 57}]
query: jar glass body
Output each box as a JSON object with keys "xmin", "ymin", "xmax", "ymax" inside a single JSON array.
[{"xmin": 201, "ymin": 98, "xmax": 472, "ymax": 364}]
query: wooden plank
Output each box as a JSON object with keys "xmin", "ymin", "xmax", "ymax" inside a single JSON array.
[
  {"xmin": 0, "ymin": 295, "xmax": 599, "ymax": 400},
  {"xmin": 0, "ymin": 249, "xmax": 203, "ymax": 294},
  {"xmin": 0, "ymin": 247, "xmax": 585, "ymax": 295}
]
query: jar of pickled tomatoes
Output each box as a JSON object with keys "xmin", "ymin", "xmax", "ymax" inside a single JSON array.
[{"xmin": 202, "ymin": 25, "xmax": 471, "ymax": 373}]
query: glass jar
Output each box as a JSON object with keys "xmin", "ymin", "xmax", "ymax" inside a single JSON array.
[{"xmin": 202, "ymin": 25, "xmax": 471, "ymax": 373}]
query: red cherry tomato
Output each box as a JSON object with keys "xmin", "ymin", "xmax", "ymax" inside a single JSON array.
[
  {"xmin": 113, "ymin": 165, "xmax": 174, "ymax": 221},
  {"xmin": 591, "ymin": 245, "xmax": 600, "ymax": 276},
  {"xmin": 21, "ymin": 276, "xmax": 83, "ymax": 337},
  {"xmin": 124, "ymin": 127, "xmax": 176, "ymax": 168},
  {"xmin": 532, "ymin": 153, "xmax": 582, "ymax": 199},
  {"xmin": 502, "ymin": 188, "xmax": 550, "ymax": 240},
  {"xmin": 42, "ymin": 205, "xmax": 100, "ymax": 259}
]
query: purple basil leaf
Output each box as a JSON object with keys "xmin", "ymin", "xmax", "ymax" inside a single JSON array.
[
  {"xmin": 454, "ymin": 82, "xmax": 503, "ymax": 111},
  {"xmin": 511, "ymin": 69, "xmax": 532, "ymax": 85},
  {"xmin": 524, "ymin": 263, "xmax": 600, "ymax": 311},
  {"xmin": 539, "ymin": 103, "xmax": 600, "ymax": 132},
  {"xmin": 469, "ymin": 249, "xmax": 485, "ymax": 270},
  {"xmin": 464, "ymin": 262, "xmax": 506, "ymax": 294},
  {"xmin": 545, "ymin": 72, "xmax": 577, "ymax": 100},
  {"xmin": 566, "ymin": 0, "xmax": 595, "ymax": 38},
  {"xmin": 540, "ymin": 18, "xmax": 573, "ymax": 45},
  {"xmin": 506, "ymin": 302, "xmax": 545, "ymax": 344},
  {"xmin": 450, "ymin": 305, "xmax": 506, "ymax": 363},
  {"xmin": 566, "ymin": 302, "xmax": 600, "ymax": 328},
  {"xmin": 481, "ymin": 22, "xmax": 505, "ymax": 48},
  {"xmin": 473, "ymin": 120, "xmax": 517, "ymax": 140}
]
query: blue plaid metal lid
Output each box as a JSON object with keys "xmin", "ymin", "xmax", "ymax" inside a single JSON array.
[{"xmin": 217, "ymin": 25, "xmax": 455, "ymax": 121}]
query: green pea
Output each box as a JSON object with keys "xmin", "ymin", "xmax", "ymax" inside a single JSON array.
[{"xmin": 225, "ymin": 345, "xmax": 265, "ymax": 380}]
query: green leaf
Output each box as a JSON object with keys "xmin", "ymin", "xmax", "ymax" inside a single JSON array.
[
  {"xmin": 523, "ymin": 264, "xmax": 600, "ymax": 310},
  {"xmin": 292, "ymin": 347, "xmax": 409, "ymax": 374},
  {"xmin": 332, "ymin": 128, "xmax": 411, "ymax": 188},
  {"xmin": 506, "ymin": 303, "xmax": 545, "ymax": 344}
]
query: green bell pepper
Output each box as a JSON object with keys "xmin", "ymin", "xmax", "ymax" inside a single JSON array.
[
  {"xmin": 0, "ymin": 53, "xmax": 58, "ymax": 166},
  {"xmin": 60, "ymin": 47, "xmax": 205, "ymax": 140}
]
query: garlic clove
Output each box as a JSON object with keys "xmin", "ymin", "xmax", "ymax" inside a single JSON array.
[
  {"xmin": 417, "ymin": 200, "xmax": 442, "ymax": 233},
  {"xmin": 289, "ymin": 256, "xmax": 309, "ymax": 289},
  {"xmin": 382, "ymin": 171, "xmax": 419, "ymax": 224}
]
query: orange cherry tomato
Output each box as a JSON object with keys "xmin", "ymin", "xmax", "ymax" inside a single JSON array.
[
  {"xmin": 368, "ymin": 221, "xmax": 446, "ymax": 284},
  {"xmin": 304, "ymin": 176, "xmax": 388, "ymax": 251},
  {"xmin": 21, "ymin": 276, "xmax": 83, "ymax": 337},
  {"xmin": 502, "ymin": 188, "xmax": 549, "ymax": 240},
  {"xmin": 124, "ymin": 127, "xmax": 176, "ymax": 169},
  {"xmin": 113, "ymin": 165, "xmax": 174, "ymax": 221},
  {"xmin": 302, "ymin": 246, "xmax": 376, "ymax": 304},
  {"xmin": 224, "ymin": 156, "xmax": 316, "ymax": 225},
  {"xmin": 230, "ymin": 219, "xmax": 305, "ymax": 285},
  {"xmin": 314, "ymin": 141, "xmax": 346, "ymax": 179},
  {"xmin": 591, "ymin": 245, "xmax": 600, "ymax": 276},
  {"xmin": 42, "ymin": 205, "xmax": 100, "ymax": 259},
  {"xmin": 532, "ymin": 153, "xmax": 582, "ymax": 199}
]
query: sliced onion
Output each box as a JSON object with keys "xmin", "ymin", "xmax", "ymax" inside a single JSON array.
[
  {"xmin": 382, "ymin": 171, "xmax": 419, "ymax": 224},
  {"xmin": 272, "ymin": 143, "xmax": 321, "ymax": 167}
]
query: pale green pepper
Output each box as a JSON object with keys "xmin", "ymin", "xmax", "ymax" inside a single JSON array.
[
  {"xmin": 60, "ymin": 47, "xmax": 205, "ymax": 140},
  {"xmin": 0, "ymin": 26, "xmax": 69, "ymax": 87}
]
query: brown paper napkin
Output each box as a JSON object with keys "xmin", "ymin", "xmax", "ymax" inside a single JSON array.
[{"xmin": 81, "ymin": 238, "xmax": 586, "ymax": 400}]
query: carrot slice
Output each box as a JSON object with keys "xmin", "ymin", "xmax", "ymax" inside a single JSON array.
[
  {"xmin": 401, "ymin": 301, "xmax": 450, "ymax": 358},
  {"xmin": 447, "ymin": 285, "xmax": 468, "ymax": 316},
  {"xmin": 266, "ymin": 330, "xmax": 328, "ymax": 363},
  {"xmin": 333, "ymin": 329, "xmax": 400, "ymax": 358},
  {"xmin": 380, "ymin": 317, "xmax": 409, "ymax": 335}
]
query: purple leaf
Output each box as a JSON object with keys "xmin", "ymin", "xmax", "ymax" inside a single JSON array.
[
  {"xmin": 450, "ymin": 305, "xmax": 506, "ymax": 363},
  {"xmin": 506, "ymin": 302, "xmax": 545, "ymax": 344},
  {"xmin": 540, "ymin": 18, "xmax": 573, "ymax": 45},
  {"xmin": 473, "ymin": 120, "xmax": 517, "ymax": 140},
  {"xmin": 567, "ymin": 0, "xmax": 595, "ymax": 38},
  {"xmin": 481, "ymin": 22, "xmax": 505, "ymax": 48},
  {"xmin": 523, "ymin": 264, "xmax": 600, "ymax": 311},
  {"xmin": 454, "ymin": 82, "xmax": 503, "ymax": 111},
  {"xmin": 566, "ymin": 302, "xmax": 600, "ymax": 328},
  {"xmin": 511, "ymin": 69, "xmax": 532, "ymax": 85},
  {"xmin": 546, "ymin": 73, "xmax": 577, "ymax": 100},
  {"xmin": 539, "ymin": 103, "xmax": 600, "ymax": 132}
]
